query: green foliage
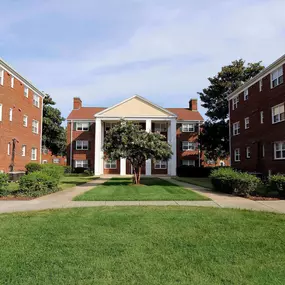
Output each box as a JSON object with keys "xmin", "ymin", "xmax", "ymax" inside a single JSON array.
[
  {"xmin": 41, "ymin": 164, "xmax": 64, "ymax": 183},
  {"xmin": 0, "ymin": 173, "xmax": 9, "ymax": 196},
  {"xmin": 19, "ymin": 171, "xmax": 59, "ymax": 197},
  {"xmin": 43, "ymin": 94, "xmax": 66, "ymax": 156},
  {"xmin": 269, "ymin": 174, "xmax": 285, "ymax": 198},
  {"xmin": 103, "ymin": 120, "xmax": 172, "ymax": 183},
  {"xmin": 198, "ymin": 59, "xmax": 264, "ymax": 160},
  {"xmin": 25, "ymin": 162, "xmax": 42, "ymax": 173},
  {"xmin": 64, "ymin": 165, "xmax": 72, "ymax": 174},
  {"xmin": 210, "ymin": 168, "xmax": 261, "ymax": 197}
]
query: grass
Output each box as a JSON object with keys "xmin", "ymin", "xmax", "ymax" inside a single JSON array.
[
  {"xmin": 74, "ymin": 177, "xmax": 208, "ymax": 201},
  {"xmin": 174, "ymin": 177, "xmax": 213, "ymax": 189},
  {"xmin": 0, "ymin": 207, "xmax": 284, "ymax": 285}
]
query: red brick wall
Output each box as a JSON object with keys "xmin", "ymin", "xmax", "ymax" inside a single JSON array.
[
  {"xmin": 42, "ymin": 150, "xmax": 67, "ymax": 166},
  {"xmin": 230, "ymin": 63, "xmax": 285, "ymax": 174},
  {"xmin": 0, "ymin": 70, "xmax": 43, "ymax": 172}
]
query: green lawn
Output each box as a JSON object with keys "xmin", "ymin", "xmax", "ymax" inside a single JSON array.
[
  {"xmin": 174, "ymin": 177, "xmax": 213, "ymax": 189},
  {"xmin": 74, "ymin": 177, "xmax": 208, "ymax": 201},
  {"xmin": 0, "ymin": 207, "xmax": 284, "ymax": 285}
]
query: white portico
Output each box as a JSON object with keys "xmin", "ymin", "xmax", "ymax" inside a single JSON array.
[{"xmin": 93, "ymin": 95, "xmax": 177, "ymax": 176}]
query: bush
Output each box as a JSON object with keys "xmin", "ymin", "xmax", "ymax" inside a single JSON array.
[
  {"xmin": 19, "ymin": 171, "xmax": 59, "ymax": 197},
  {"xmin": 64, "ymin": 166, "xmax": 72, "ymax": 174},
  {"xmin": 74, "ymin": 167, "xmax": 87, "ymax": 174},
  {"xmin": 41, "ymin": 164, "xmax": 64, "ymax": 182},
  {"xmin": 25, "ymin": 162, "xmax": 42, "ymax": 173},
  {"xmin": 84, "ymin": 169, "xmax": 94, "ymax": 176},
  {"xmin": 269, "ymin": 174, "xmax": 285, "ymax": 198},
  {"xmin": 0, "ymin": 173, "xmax": 9, "ymax": 196},
  {"xmin": 210, "ymin": 168, "xmax": 261, "ymax": 197}
]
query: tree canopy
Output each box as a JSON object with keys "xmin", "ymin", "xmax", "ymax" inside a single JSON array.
[
  {"xmin": 198, "ymin": 59, "xmax": 264, "ymax": 160},
  {"xmin": 103, "ymin": 120, "xmax": 172, "ymax": 184}
]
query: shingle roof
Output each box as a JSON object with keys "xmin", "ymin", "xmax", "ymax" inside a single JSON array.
[{"xmin": 166, "ymin": 108, "xmax": 204, "ymax": 121}]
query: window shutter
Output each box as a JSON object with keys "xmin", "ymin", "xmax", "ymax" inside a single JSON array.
[
  {"xmin": 73, "ymin": 122, "xmax": 77, "ymax": 131},
  {"xmin": 88, "ymin": 141, "xmax": 91, "ymax": 150},
  {"xmin": 195, "ymin": 123, "xmax": 199, "ymax": 133},
  {"xmin": 180, "ymin": 141, "xmax": 183, "ymax": 151},
  {"xmin": 88, "ymin": 122, "xmax": 92, "ymax": 131}
]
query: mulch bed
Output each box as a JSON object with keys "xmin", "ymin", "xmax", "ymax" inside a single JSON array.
[
  {"xmin": 0, "ymin": 196, "xmax": 34, "ymax": 201},
  {"xmin": 248, "ymin": 196, "xmax": 281, "ymax": 201}
]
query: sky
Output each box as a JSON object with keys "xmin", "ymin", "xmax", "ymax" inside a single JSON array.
[{"xmin": 1, "ymin": 0, "xmax": 285, "ymax": 120}]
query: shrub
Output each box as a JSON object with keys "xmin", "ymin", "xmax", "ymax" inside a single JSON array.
[
  {"xmin": 269, "ymin": 174, "xmax": 285, "ymax": 198},
  {"xmin": 41, "ymin": 164, "xmax": 64, "ymax": 182},
  {"xmin": 84, "ymin": 169, "xmax": 94, "ymax": 176},
  {"xmin": 0, "ymin": 173, "xmax": 9, "ymax": 196},
  {"xmin": 25, "ymin": 162, "xmax": 42, "ymax": 173},
  {"xmin": 74, "ymin": 167, "xmax": 86, "ymax": 174},
  {"xmin": 64, "ymin": 166, "xmax": 72, "ymax": 174},
  {"xmin": 210, "ymin": 168, "xmax": 260, "ymax": 197},
  {"xmin": 19, "ymin": 171, "xmax": 59, "ymax": 197},
  {"xmin": 177, "ymin": 166, "xmax": 216, "ymax": 177}
]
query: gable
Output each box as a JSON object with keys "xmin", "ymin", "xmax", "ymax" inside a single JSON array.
[{"xmin": 97, "ymin": 96, "xmax": 175, "ymax": 117}]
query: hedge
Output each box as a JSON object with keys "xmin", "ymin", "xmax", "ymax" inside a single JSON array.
[
  {"xmin": 0, "ymin": 173, "xmax": 9, "ymax": 196},
  {"xmin": 41, "ymin": 164, "xmax": 64, "ymax": 182},
  {"xmin": 210, "ymin": 168, "xmax": 261, "ymax": 197},
  {"xmin": 269, "ymin": 174, "xmax": 285, "ymax": 198},
  {"xmin": 177, "ymin": 166, "xmax": 225, "ymax": 178},
  {"xmin": 25, "ymin": 162, "xmax": 42, "ymax": 173}
]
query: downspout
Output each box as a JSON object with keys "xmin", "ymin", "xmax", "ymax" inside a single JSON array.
[{"xmin": 70, "ymin": 120, "xmax": 73, "ymax": 169}]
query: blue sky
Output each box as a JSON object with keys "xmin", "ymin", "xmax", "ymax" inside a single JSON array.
[{"xmin": 1, "ymin": 0, "xmax": 285, "ymax": 120}]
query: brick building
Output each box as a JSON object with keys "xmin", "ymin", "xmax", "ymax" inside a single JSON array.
[
  {"xmin": 228, "ymin": 54, "xmax": 285, "ymax": 175},
  {"xmin": 42, "ymin": 147, "xmax": 67, "ymax": 166},
  {"xmin": 0, "ymin": 59, "xmax": 45, "ymax": 173},
  {"xmin": 67, "ymin": 95, "xmax": 205, "ymax": 175}
]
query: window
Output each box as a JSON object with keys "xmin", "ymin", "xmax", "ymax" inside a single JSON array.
[
  {"xmin": 31, "ymin": 148, "xmax": 37, "ymax": 160},
  {"xmin": 9, "ymin": 108, "xmax": 13, "ymax": 121},
  {"xmin": 76, "ymin": 140, "xmax": 89, "ymax": 150},
  {"xmin": 53, "ymin": 158, "xmax": 60, "ymax": 164},
  {"xmin": 234, "ymin": 148, "xmax": 240, "ymax": 162},
  {"xmin": 105, "ymin": 122, "xmax": 116, "ymax": 132},
  {"xmin": 246, "ymin": 147, "xmax": 251, "ymax": 158},
  {"xmin": 32, "ymin": 120, "xmax": 39, "ymax": 134},
  {"xmin": 104, "ymin": 160, "xmax": 117, "ymax": 169},
  {"xmin": 0, "ymin": 104, "xmax": 2, "ymax": 121},
  {"xmin": 0, "ymin": 69, "xmax": 3, "ymax": 85},
  {"xmin": 21, "ymin": 145, "xmax": 26, "ymax": 157},
  {"xmin": 262, "ymin": 144, "xmax": 265, "ymax": 158},
  {"xmin": 24, "ymin": 86, "xmax": 29, "ymax": 97},
  {"xmin": 23, "ymin": 115, "xmax": 28, "ymax": 127},
  {"xmin": 259, "ymin": 79, "xmax": 263, "ymax": 92},
  {"xmin": 244, "ymin": 89, "xmax": 249, "ymax": 101},
  {"xmin": 182, "ymin": 123, "xmax": 195, "ymax": 132},
  {"xmin": 11, "ymin": 76, "xmax": 14, "ymax": 88},
  {"xmin": 33, "ymin": 94, "xmax": 40, "ymax": 108},
  {"xmin": 272, "ymin": 103, "xmax": 285, "ymax": 124},
  {"xmin": 76, "ymin": 122, "xmax": 89, "ymax": 131},
  {"xmin": 232, "ymin": 96, "xmax": 239, "ymax": 110},
  {"xmin": 182, "ymin": 160, "xmax": 195, "ymax": 166},
  {"xmin": 154, "ymin": 160, "xmax": 167, "ymax": 169},
  {"xmin": 7, "ymin": 143, "xmax": 11, "ymax": 155},
  {"xmin": 154, "ymin": 123, "xmax": 167, "ymax": 132},
  {"xmin": 233, "ymin": 122, "xmax": 240, "ymax": 136},
  {"xmin": 220, "ymin": 161, "xmax": 225, "ymax": 167},
  {"xmin": 182, "ymin": 141, "xmax": 195, "ymax": 151},
  {"xmin": 260, "ymin": 111, "xmax": 264, "ymax": 124},
  {"xmin": 75, "ymin": 160, "xmax": 88, "ymax": 168},
  {"xmin": 271, "ymin": 67, "xmax": 283, "ymax": 88},
  {"xmin": 274, "ymin": 142, "xmax": 285, "ymax": 160},
  {"xmin": 244, "ymin": 117, "xmax": 250, "ymax": 129},
  {"xmin": 42, "ymin": 160, "xmax": 48, "ymax": 164}
]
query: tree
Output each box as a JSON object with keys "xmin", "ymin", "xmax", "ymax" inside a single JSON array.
[
  {"xmin": 42, "ymin": 94, "xmax": 66, "ymax": 155},
  {"xmin": 198, "ymin": 59, "xmax": 264, "ymax": 160},
  {"xmin": 103, "ymin": 120, "xmax": 172, "ymax": 184}
]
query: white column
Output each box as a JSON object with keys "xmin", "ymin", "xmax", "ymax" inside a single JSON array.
[
  {"xmin": 100, "ymin": 121, "xmax": 105, "ymax": 174},
  {"xmin": 168, "ymin": 119, "xmax": 177, "ymax": 176},
  {"xmin": 120, "ymin": 158, "xmax": 126, "ymax": 175},
  {"xmin": 95, "ymin": 118, "xmax": 103, "ymax": 175},
  {"xmin": 145, "ymin": 119, "xmax": 152, "ymax": 176}
]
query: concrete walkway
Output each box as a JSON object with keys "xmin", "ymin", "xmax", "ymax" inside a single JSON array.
[{"xmin": 0, "ymin": 177, "xmax": 284, "ymax": 214}]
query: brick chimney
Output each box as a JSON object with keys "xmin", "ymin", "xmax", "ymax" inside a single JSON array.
[
  {"xmin": 73, "ymin": 97, "xmax": 82, "ymax": 110},
  {"xmin": 189, "ymin": 99, "xmax": 198, "ymax": 111}
]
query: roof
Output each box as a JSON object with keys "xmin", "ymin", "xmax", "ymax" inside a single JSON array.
[
  {"xmin": 227, "ymin": 54, "xmax": 285, "ymax": 100},
  {"xmin": 67, "ymin": 106, "xmax": 204, "ymax": 121}
]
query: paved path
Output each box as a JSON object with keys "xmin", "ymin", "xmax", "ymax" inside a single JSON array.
[{"xmin": 0, "ymin": 177, "xmax": 284, "ymax": 214}]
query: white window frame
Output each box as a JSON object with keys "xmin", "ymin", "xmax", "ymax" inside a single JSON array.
[
  {"xmin": 246, "ymin": 147, "xmax": 251, "ymax": 159},
  {"xmin": 11, "ymin": 76, "xmax": 14, "ymax": 88},
  {"xmin": 33, "ymin": 94, "xmax": 40, "ymax": 108},
  {"xmin": 24, "ymin": 86, "xmax": 29, "ymax": 97},
  {"xmin": 105, "ymin": 122, "xmax": 116, "ymax": 132},
  {"xmin": 23, "ymin": 115, "xmax": 28, "ymax": 127},
  {"xmin": 232, "ymin": 96, "xmax": 239, "ymax": 110},
  {"xmin": 274, "ymin": 141, "xmax": 285, "ymax": 160},
  {"xmin": 31, "ymin": 148, "xmax": 37, "ymax": 161},
  {"xmin": 260, "ymin": 111, "xmax": 264, "ymax": 124},
  {"xmin": 272, "ymin": 103, "xmax": 285, "ymax": 124},
  {"xmin": 244, "ymin": 117, "xmax": 250, "ymax": 129},
  {"xmin": 182, "ymin": 160, "xmax": 195, "ymax": 166},
  {"xmin": 0, "ymin": 69, "xmax": 4, "ymax": 85},
  {"xmin": 271, "ymin": 67, "xmax": 283, "ymax": 88},
  {"xmin": 76, "ymin": 122, "xmax": 89, "ymax": 131},
  {"xmin": 234, "ymin": 148, "xmax": 240, "ymax": 162},
  {"xmin": 9, "ymin": 108, "xmax": 13, "ymax": 122},
  {"xmin": 32, "ymin": 120, "xmax": 39, "ymax": 134},
  {"xmin": 0, "ymin": 104, "xmax": 2, "ymax": 121},
  {"xmin": 7, "ymin": 143, "xmax": 11, "ymax": 156},
  {"xmin": 154, "ymin": 160, "xmax": 167, "ymax": 169},
  {"xmin": 76, "ymin": 140, "xmax": 89, "ymax": 150},
  {"xmin": 42, "ymin": 160, "xmax": 48, "ymax": 164},
  {"xmin": 259, "ymin": 79, "xmax": 263, "ymax": 92},
  {"xmin": 53, "ymin": 158, "xmax": 60, "ymax": 164},
  {"xmin": 75, "ymin": 160, "xmax": 88, "ymax": 168},
  {"xmin": 21, "ymin": 145, "xmax": 26, "ymax": 157},
  {"xmin": 104, "ymin": 160, "xmax": 117, "ymax": 169},
  {"xmin": 182, "ymin": 141, "xmax": 195, "ymax": 151},
  {"xmin": 244, "ymin": 89, "xmax": 249, "ymax": 101},
  {"xmin": 154, "ymin": 123, "xmax": 167, "ymax": 132},
  {"xmin": 182, "ymin": 123, "xmax": 195, "ymax": 132},
  {"xmin": 233, "ymin": 122, "xmax": 240, "ymax": 136}
]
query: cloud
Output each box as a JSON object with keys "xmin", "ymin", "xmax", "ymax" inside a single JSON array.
[{"xmin": 1, "ymin": 0, "xmax": 285, "ymax": 120}]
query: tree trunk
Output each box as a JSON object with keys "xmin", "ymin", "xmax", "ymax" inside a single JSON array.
[{"xmin": 133, "ymin": 166, "xmax": 142, "ymax": 184}]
